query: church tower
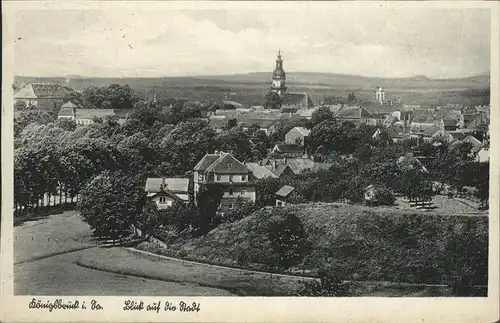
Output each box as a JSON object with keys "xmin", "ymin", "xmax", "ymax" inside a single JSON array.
[{"xmin": 271, "ymin": 50, "xmax": 287, "ymax": 97}]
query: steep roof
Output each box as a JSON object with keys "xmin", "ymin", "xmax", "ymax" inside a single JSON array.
[
  {"xmin": 144, "ymin": 178, "xmax": 190, "ymax": 194},
  {"xmin": 335, "ymin": 106, "xmax": 374, "ymax": 119},
  {"xmin": 205, "ymin": 153, "xmax": 251, "ymax": 174},
  {"xmin": 281, "ymin": 92, "xmax": 314, "ymax": 108},
  {"xmin": 396, "ymin": 155, "xmax": 428, "ymax": 172},
  {"xmin": 61, "ymin": 101, "xmax": 78, "ymax": 108},
  {"xmin": 288, "ymin": 127, "xmax": 311, "ymax": 136},
  {"xmin": 193, "ymin": 154, "xmax": 221, "ymax": 171},
  {"xmin": 462, "ymin": 135, "xmax": 483, "ymax": 150},
  {"xmin": 15, "ymin": 83, "xmax": 69, "ymax": 99},
  {"xmin": 14, "ymin": 84, "xmax": 37, "ymax": 99},
  {"xmin": 276, "ymin": 185, "xmax": 295, "ymax": 197},
  {"xmin": 245, "ymin": 163, "xmax": 278, "ymax": 179},
  {"xmin": 58, "ymin": 106, "xmax": 75, "ymax": 117}
]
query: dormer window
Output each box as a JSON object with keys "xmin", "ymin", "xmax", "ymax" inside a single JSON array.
[{"xmin": 227, "ymin": 163, "xmax": 233, "ymax": 169}]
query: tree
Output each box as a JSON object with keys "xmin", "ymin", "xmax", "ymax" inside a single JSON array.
[
  {"xmin": 250, "ymin": 129, "xmax": 271, "ymax": 161},
  {"xmin": 214, "ymin": 127, "xmax": 252, "ymax": 162},
  {"xmin": 194, "ymin": 183, "xmax": 223, "ymax": 234},
  {"xmin": 77, "ymin": 171, "xmax": 146, "ymax": 241},
  {"xmin": 347, "ymin": 92, "xmax": 357, "ymax": 104},
  {"xmin": 268, "ymin": 210, "xmax": 309, "ymax": 269},
  {"xmin": 137, "ymin": 200, "xmax": 162, "ymax": 238},
  {"xmin": 56, "ymin": 118, "xmax": 77, "ymax": 131},
  {"xmin": 308, "ymin": 106, "xmax": 335, "ymax": 128},
  {"xmin": 14, "ymin": 109, "xmax": 54, "ymax": 137},
  {"xmin": 14, "ymin": 101, "xmax": 27, "ymax": 111},
  {"xmin": 263, "ymin": 91, "xmax": 282, "ymax": 110}
]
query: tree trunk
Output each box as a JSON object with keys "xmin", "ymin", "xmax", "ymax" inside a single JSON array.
[
  {"xmin": 64, "ymin": 185, "xmax": 68, "ymax": 204},
  {"xmin": 59, "ymin": 186, "xmax": 63, "ymax": 205}
]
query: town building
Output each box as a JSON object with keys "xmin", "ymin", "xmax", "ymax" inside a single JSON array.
[
  {"xmin": 285, "ymin": 127, "xmax": 310, "ymax": 146},
  {"xmin": 144, "ymin": 178, "xmax": 190, "ymax": 209},
  {"xmin": 271, "ymin": 143, "xmax": 306, "ymax": 158},
  {"xmin": 275, "ymin": 185, "xmax": 296, "ymax": 207},
  {"xmin": 193, "ymin": 151, "xmax": 256, "ymax": 212},
  {"xmin": 57, "ymin": 107, "xmax": 132, "ymax": 126},
  {"xmin": 375, "ymin": 87, "xmax": 385, "ymax": 104},
  {"xmin": 14, "ymin": 83, "xmax": 70, "ymax": 111},
  {"xmin": 268, "ymin": 50, "xmax": 314, "ymax": 113}
]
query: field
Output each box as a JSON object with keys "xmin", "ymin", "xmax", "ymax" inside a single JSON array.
[{"xmin": 14, "ymin": 72, "xmax": 490, "ymax": 107}]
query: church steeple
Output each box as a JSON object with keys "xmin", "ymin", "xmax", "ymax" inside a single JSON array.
[{"xmin": 271, "ymin": 50, "xmax": 287, "ymax": 97}]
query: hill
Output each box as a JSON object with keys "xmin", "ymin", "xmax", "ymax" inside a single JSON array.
[
  {"xmin": 14, "ymin": 72, "xmax": 490, "ymax": 107},
  {"xmin": 142, "ymin": 203, "xmax": 488, "ymax": 294},
  {"xmin": 14, "ymin": 72, "xmax": 489, "ymax": 91}
]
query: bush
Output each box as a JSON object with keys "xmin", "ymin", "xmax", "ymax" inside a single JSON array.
[
  {"xmin": 373, "ymin": 186, "xmax": 396, "ymax": 206},
  {"xmin": 268, "ymin": 209, "xmax": 309, "ymax": 270}
]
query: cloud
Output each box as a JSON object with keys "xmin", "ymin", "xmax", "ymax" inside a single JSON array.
[{"xmin": 13, "ymin": 6, "xmax": 490, "ymax": 78}]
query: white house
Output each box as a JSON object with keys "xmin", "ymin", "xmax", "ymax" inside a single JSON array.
[
  {"xmin": 145, "ymin": 178, "xmax": 190, "ymax": 209},
  {"xmin": 285, "ymin": 127, "xmax": 311, "ymax": 146}
]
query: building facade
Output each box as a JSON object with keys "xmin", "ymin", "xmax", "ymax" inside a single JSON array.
[
  {"xmin": 144, "ymin": 178, "xmax": 190, "ymax": 209},
  {"xmin": 193, "ymin": 151, "xmax": 256, "ymax": 212}
]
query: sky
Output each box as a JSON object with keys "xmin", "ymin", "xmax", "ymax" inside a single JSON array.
[{"xmin": 12, "ymin": 4, "xmax": 491, "ymax": 79}]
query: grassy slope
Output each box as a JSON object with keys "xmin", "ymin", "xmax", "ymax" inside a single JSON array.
[{"xmin": 152, "ymin": 203, "xmax": 488, "ymax": 287}]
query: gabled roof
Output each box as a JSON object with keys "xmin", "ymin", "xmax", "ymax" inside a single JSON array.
[
  {"xmin": 334, "ymin": 106, "xmax": 374, "ymax": 119},
  {"xmin": 15, "ymin": 83, "xmax": 69, "ymax": 99},
  {"xmin": 288, "ymin": 127, "xmax": 310, "ymax": 136},
  {"xmin": 62, "ymin": 101, "xmax": 78, "ymax": 108},
  {"xmin": 145, "ymin": 178, "xmax": 190, "ymax": 194},
  {"xmin": 396, "ymin": 155, "xmax": 428, "ymax": 173},
  {"xmin": 195, "ymin": 153, "xmax": 251, "ymax": 174},
  {"xmin": 462, "ymin": 135, "xmax": 483, "ymax": 149},
  {"xmin": 245, "ymin": 163, "xmax": 278, "ymax": 179},
  {"xmin": 193, "ymin": 154, "xmax": 221, "ymax": 171},
  {"xmin": 276, "ymin": 185, "xmax": 295, "ymax": 197},
  {"xmin": 281, "ymin": 92, "xmax": 314, "ymax": 108},
  {"xmin": 58, "ymin": 106, "xmax": 75, "ymax": 117}
]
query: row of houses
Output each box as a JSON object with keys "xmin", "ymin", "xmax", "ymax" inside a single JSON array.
[{"xmin": 57, "ymin": 102, "xmax": 132, "ymax": 125}]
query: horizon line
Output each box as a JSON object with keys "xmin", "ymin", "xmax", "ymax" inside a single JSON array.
[{"xmin": 14, "ymin": 70, "xmax": 491, "ymax": 82}]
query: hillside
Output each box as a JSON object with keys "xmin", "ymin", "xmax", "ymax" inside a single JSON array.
[
  {"xmin": 146, "ymin": 203, "xmax": 488, "ymax": 291},
  {"xmin": 14, "ymin": 72, "xmax": 489, "ymax": 91}
]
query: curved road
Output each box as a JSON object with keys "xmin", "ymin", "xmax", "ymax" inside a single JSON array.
[{"xmin": 14, "ymin": 211, "xmax": 231, "ymax": 296}]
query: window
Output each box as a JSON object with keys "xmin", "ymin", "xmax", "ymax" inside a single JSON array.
[
  {"xmin": 241, "ymin": 175, "xmax": 247, "ymax": 181},
  {"xmin": 216, "ymin": 174, "xmax": 221, "ymax": 181},
  {"xmin": 229, "ymin": 175, "xmax": 234, "ymax": 182},
  {"xmin": 228, "ymin": 203, "xmax": 234, "ymax": 210},
  {"xmin": 277, "ymin": 201, "xmax": 283, "ymax": 206},
  {"xmin": 227, "ymin": 163, "xmax": 233, "ymax": 168},
  {"xmin": 159, "ymin": 197, "xmax": 166, "ymax": 203},
  {"xmin": 229, "ymin": 188, "xmax": 234, "ymax": 195},
  {"xmin": 241, "ymin": 190, "xmax": 246, "ymax": 196}
]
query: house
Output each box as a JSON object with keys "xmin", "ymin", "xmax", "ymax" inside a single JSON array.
[
  {"xmin": 238, "ymin": 117, "xmax": 279, "ymax": 135},
  {"xmin": 275, "ymin": 185, "xmax": 296, "ymax": 207},
  {"xmin": 333, "ymin": 106, "xmax": 375, "ymax": 125},
  {"xmin": 57, "ymin": 101, "xmax": 78, "ymax": 120},
  {"xmin": 285, "ymin": 127, "xmax": 310, "ymax": 146},
  {"xmin": 262, "ymin": 157, "xmax": 332, "ymax": 176},
  {"xmin": 280, "ymin": 93, "xmax": 314, "ymax": 113},
  {"xmin": 476, "ymin": 145, "xmax": 490, "ymax": 163},
  {"xmin": 364, "ymin": 185, "xmax": 379, "ymax": 204},
  {"xmin": 14, "ymin": 83, "xmax": 70, "ymax": 111},
  {"xmin": 432, "ymin": 129, "xmax": 455, "ymax": 143},
  {"xmin": 294, "ymin": 107, "xmax": 317, "ymax": 120},
  {"xmin": 58, "ymin": 107, "xmax": 132, "ymax": 126},
  {"xmin": 145, "ymin": 178, "xmax": 190, "ymax": 209},
  {"xmin": 409, "ymin": 125, "xmax": 440, "ymax": 142},
  {"xmin": 245, "ymin": 162, "xmax": 279, "ymax": 179},
  {"xmin": 193, "ymin": 151, "xmax": 256, "ymax": 212},
  {"xmin": 396, "ymin": 153, "xmax": 428, "ymax": 173},
  {"xmin": 271, "ymin": 143, "xmax": 305, "ymax": 158}
]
